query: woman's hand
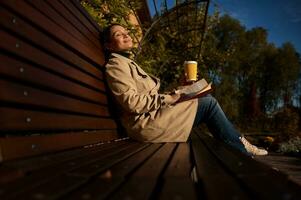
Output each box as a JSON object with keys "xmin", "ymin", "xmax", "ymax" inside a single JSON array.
[
  {"xmin": 161, "ymin": 93, "xmax": 182, "ymax": 106},
  {"xmin": 166, "ymin": 93, "xmax": 181, "ymax": 105},
  {"xmin": 169, "ymin": 93, "xmax": 181, "ymax": 104}
]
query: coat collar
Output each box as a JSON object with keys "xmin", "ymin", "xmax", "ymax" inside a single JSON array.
[
  {"xmin": 111, "ymin": 52, "xmax": 134, "ymax": 63},
  {"xmin": 110, "ymin": 53, "xmax": 161, "ymax": 91}
]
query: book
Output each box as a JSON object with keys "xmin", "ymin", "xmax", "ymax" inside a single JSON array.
[{"xmin": 175, "ymin": 78, "xmax": 212, "ymax": 102}]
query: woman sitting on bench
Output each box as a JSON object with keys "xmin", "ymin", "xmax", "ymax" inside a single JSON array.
[{"xmin": 103, "ymin": 24, "xmax": 268, "ymax": 156}]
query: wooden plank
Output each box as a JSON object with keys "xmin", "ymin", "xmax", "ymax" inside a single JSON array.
[
  {"xmin": 0, "ymin": 130, "xmax": 119, "ymax": 162},
  {"xmin": 67, "ymin": 143, "xmax": 150, "ymax": 177},
  {"xmin": 107, "ymin": 143, "xmax": 177, "ymax": 200},
  {"xmin": 1, "ymin": 139, "xmax": 130, "ymax": 174},
  {"xmin": 0, "ymin": 141, "xmax": 133, "ymax": 199},
  {"xmin": 158, "ymin": 143, "xmax": 198, "ymax": 200},
  {"xmin": 0, "ymin": 107, "xmax": 117, "ymax": 131},
  {"xmin": 0, "ymin": 6, "xmax": 103, "ymax": 80},
  {"xmin": 0, "ymin": 0, "xmax": 105, "ymax": 66},
  {"xmin": 163, "ymin": 143, "xmax": 192, "ymax": 177},
  {"xmin": 191, "ymin": 132, "xmax": 251, "ymax": 200},
  {"xmin": 0, "ymin": 54, "xmax": 107, "ymax": 105},
  {"xmin": 0, "ymin": 165, "xmax": 24, "ymax": 185},
  {"xmin": 0, "ymin": 79, "xmax": 110, "ymax": 117},
  {"xmin": 27, "ymin": 0, "xmax": 102, "ymax": 52},
  {"xmin": 17, "ymin": 143, "xmax": 147, "ymax": 200},
  {"xmin": 18, "ymin": 174, "xmax": 87, "ymax": 200},
  {"xmin": 46, "ymin": 0, "xmax": 102, "ymax": 50},
  {"xmin": 255, "ymin": 154, "xmax": 301, "ymax": 186},
  {"xmin": 64, "ymin": 144, "xmax": 162, "ymax": 200},
  {"xmin": 195, "ymin": 131, "xmax": 301, "ymax": 200},
  {"xmin": 70, "ymin": 0, "xmax": 103, "ymax": 33},
  {"xmin": 2, "ymin": 142, "xmax": 143, "ymax": 200},
  {"xmin": 0, "ymin": 31, "xmax": 106, "ymax": 94},
  {"xmin": 59, "ymin": 0, "xmax": 100, "ymax": 40}
]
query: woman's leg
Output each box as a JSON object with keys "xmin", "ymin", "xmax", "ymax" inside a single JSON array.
[{"xmin": 193, "ymin": 95, "xmax": 249, "ymax": 154}]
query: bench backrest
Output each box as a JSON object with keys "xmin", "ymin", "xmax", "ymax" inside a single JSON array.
[{"xmin": 0, "ymin": 0, "xmax": 120, "ymax": 161}]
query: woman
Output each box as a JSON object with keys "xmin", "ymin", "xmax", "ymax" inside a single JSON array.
[{"xmin": 103, "ymin": 24, "xmax": 267, "ymax": 156}]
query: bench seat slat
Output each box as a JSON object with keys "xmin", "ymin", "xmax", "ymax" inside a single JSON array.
[
  {"xmin": 0, "ymin": 166, "xmax": 24, "ymax": 185},
  {"xmin": 158, "ymin": 143, "xmax": 198, "ymax": 200},
  {"xmin": 0, "ymin": 55, "xmax": 107, "ymax": 105},
  {"xmin": 255, "ymin": 154, "xmax": 301, "ymax": 185},
  {"xmin": 107, "ymin": 143, "xmax": 177, "ymax": 200},
  {"xmin": 0, "ymin": 130, "xmax": 119, "ymax": 162},
  {"xmin": 0, "ymin": 107, "xmax": 117, "ymax": 131},
  {"xmin": 46, "ymin": 0, "xmax": 102, "ymax": 50},
  {"xmin": 195, "ymin": 131, "xmax": 301, "ymax": 200},
  {"xmin": 0, "ymin": 79, "xmax": 110, "ymax": 117},
  {"xmin": 163, "ymin": 143, "xmax": 192, "ymax": 177},
  {"xmin": 5, "ymin": 143, "xmax": 145, "ymax": 200},
  {"xmin": 19, "ymin": 174, "xmax": 87, "ymax": 200},
  {"xmin": 1, "ymin": 138, "xmax": 127, "ymax": 173},
  {"xmin": 191, "ymin": 132, "xmax": 251, "ymax": 200},
  {"xmin": 67, "ymin": 143, "xmax": 149, "ymax": 177},
  {"xmin": 0, "ymin": 139, "xmax": 128, "ymax": 179},
  {"xmin": 0, "ymin": 7, "xmax": 103, "ymax": 80},
  {"xmin": 0, "ymin": 141, "xmax": 133, "ymax": 199},
  {"xmin": 70, "ymin": 0, "xmax": 102, "ymax": 33},
  {"xmin": 0, "ymin": 31, "xmax": 106, "ymax": 94},
  {"xmin": 27, "ymin": 0, "xmax": 102, "ymax": 53},
  {"xmin": 0, "ymin": 0, "xmax": 104, "ymax": 66},
  {"xmin": 64, "ymin": 144, "xmax": 162, "ymax": 200},
  {"xmin": 59, "ymin": 0, "xmax": 101, "ymax": 41}
]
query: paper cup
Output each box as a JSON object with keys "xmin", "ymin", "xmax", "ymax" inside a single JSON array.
[{"xmin": 184, "ymin": 61, "xmax": 197, "ymax": 82}]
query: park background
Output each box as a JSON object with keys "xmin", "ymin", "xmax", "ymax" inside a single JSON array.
[{"xmin": 81, "ymin": 0, "xmax": 301, "ymax": 155}]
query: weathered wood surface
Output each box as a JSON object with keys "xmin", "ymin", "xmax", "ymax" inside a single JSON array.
[
  {"xmin": 0, "ymin": 0, "xmax": 118, "ymax": 161},
  {"xmin": 1, "ymin": 133, "xmax": 301, "ymax": 200},
  {"xmin": 255, "ymin": 153, "xmax": 301, "ymax": 186}
]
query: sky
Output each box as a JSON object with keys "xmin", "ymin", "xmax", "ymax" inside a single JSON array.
[{"xmin": 147, "ymin": 0, "xmax": 301, "ymax": 54}]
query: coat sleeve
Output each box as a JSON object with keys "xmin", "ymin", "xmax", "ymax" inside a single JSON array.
[{"xmin": 105, "ymin": 58, "xmax": 174, "ymax": 114}]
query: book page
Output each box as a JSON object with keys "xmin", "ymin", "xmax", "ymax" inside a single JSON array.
[
  {"xmin": 175, "ymin": 79, "xmax": 213, "ymax": 103},
  {"xmin": 175, "ymin": 79, "xmax": 209, "ymax": 96}
]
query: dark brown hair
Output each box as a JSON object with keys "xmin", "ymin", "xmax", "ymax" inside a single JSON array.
[
  {"xmin": 101, "ymin": 23, "xmax": 123, "ymax": 46},
  {"xmin": 100, "ymin": 23, "xmax": 124, "ymax": 61}
]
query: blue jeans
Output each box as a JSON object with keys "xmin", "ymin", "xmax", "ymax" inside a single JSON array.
[{"xmin": 193, "ymin": 95, "xmax": 249, "ymax": 154}]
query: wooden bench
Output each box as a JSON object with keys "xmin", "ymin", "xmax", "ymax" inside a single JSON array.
[{"xmin": 1, "ymin": 1, "xmax": 301, "ymax": 199}]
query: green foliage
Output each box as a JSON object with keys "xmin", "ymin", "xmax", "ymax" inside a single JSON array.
[
  {"xmin": 136, "ymin": 3, "xmax": 220, "ymax": 91},
  {"xmin": 81, "ymin": 0, "xmax": 301, "ymax": 139},
  {"xmin": 80, "ymin": 0, "xmax": 142, "ymax": 43},
  {"xmin": 278, "ymin": 137, "xmax": 301, "ymax": 154}
]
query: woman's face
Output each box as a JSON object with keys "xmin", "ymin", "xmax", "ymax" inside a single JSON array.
[{"xmin": 107, "ymin": 25, "xmax": 133, "ymax": 52}]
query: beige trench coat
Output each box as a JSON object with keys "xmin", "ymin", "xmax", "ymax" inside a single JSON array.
[{"xmin": 105, "ymin": 53, "xmax": 198, "ymax": 142}]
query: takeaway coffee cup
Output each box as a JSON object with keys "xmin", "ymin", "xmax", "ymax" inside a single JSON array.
[{"xmin": 184, "ymin": 61, "xmax": 197, "ymax": 82}]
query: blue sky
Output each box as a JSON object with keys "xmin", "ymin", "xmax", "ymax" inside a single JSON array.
[{"xmin": 147, "ymin": 0, "xmax": 301, "ymax": 54}]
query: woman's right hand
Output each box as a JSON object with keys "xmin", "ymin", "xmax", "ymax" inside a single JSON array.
[{"xmin": 169, "ymin": 93, "xmax": 181, "ymax": 104}]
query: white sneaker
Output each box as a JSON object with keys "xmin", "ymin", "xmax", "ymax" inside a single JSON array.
[{"xmin": 240, "ymin": 136, "xmax": 268, "ymax": 156}]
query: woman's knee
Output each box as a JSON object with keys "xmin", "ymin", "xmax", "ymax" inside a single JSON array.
[{"xmin": 198, "ymin": 95, "xmax": 218, "ymax": 106}]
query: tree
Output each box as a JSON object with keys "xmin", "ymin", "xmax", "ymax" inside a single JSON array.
[
  {"xmin": 81, "ymin": 1, "xmax": 301, "ymax": 133},
  {"xmin": 202, "ymin": 14, "xmax": 246, "ymax": 119},
  {"xmin": 239, "ymin": 27, "xmax": 268, "ymax": 118},
  {"xmin": 276, "ymin": 43, "xmax": 301, "ymax": 107},
  {"xmin": 80, "ymin": 0, "xmax": 142, "ymax": 45},
  {"xmin": 258, "ymin": 43, "xmax": 279, "ymax": 112},
  {"xmin": 136, "ymin": 1, "xmax": 216, "ymax": 91}
]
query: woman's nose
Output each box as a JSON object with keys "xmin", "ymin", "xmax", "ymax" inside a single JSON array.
[{"xmin": 123, "ymin": 33, "xmax": 129, "ymax": 38}]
